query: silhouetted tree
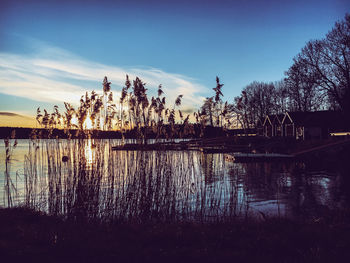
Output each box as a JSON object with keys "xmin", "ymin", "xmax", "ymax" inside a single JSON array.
[
  {"xmin": 273, "ymin": 80, "xmax": 289, "ymax": 114},
  {"xmin": 296, "ymin": 14, "xmax": 350, "ymax": 116},
  {"xmin": 285, "ymin": 58, "xmax": 325, "ymax": 111},
  {"xmin": 231, "ymin": 82, "xmax": 276, "ymax": 129}
]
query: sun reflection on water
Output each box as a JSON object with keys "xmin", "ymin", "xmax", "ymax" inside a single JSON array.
[{"xmin": 84, "ymin": 139, "xmax": 95, "ymax": 168}]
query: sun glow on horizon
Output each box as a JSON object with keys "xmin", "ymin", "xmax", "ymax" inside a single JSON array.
[
  {"xmin": 70, "ymin": 114, "xmax": 78, "ymax": 128},
  {"xmin": 84, "ymin": 112, "xmax": 93, "ymax": 130}
]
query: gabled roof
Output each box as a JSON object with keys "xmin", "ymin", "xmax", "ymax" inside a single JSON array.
[
  {"xmin": 283, "ymin": 112, "xmax": 307, "ymax": 124},
  {"xmin": 263, "ymin": 114, "xmax": 284, "ymax": 126},
  {"xmin": 263, "ymin": 115, "xmax": 273, "ymax": 126},
  {"xmin": 272, "ymin": 114, "xmax": 285, "ymax": 124}
]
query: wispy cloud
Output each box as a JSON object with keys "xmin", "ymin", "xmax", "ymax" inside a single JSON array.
[{"xmin": 0, "ymin": 42, "xmax": 207, "ymax": 113}]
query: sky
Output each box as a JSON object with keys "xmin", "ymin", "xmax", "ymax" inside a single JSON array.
[{"xmin": 0, "ymin": 0, "xmax": 349, "ymax": 127}]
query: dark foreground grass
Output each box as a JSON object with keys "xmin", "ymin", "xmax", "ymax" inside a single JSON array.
[{"xmin": 1, "ymin": 208, "xmax": 350, "ymax": 263}]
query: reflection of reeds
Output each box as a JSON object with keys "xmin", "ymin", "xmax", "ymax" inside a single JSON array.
[{"xmin": 21, "ymin": 139, "xmax": 247, "ymax": 223}]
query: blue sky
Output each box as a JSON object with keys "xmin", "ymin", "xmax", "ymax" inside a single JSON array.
[{"xmin": 0, "ymin": 0, "xmax": 349, "ymax": 126}]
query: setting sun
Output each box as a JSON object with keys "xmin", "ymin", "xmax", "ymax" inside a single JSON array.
[
  {"xmin": 84, "ymin": 112, "xmax": 93, "ymax": 130},
  {"xmin": 71, "ymin": 114, "xmax": 78, "ymax": 128}
]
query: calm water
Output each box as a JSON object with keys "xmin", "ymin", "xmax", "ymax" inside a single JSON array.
[{"xmin": 1, "ymin": 139, "xmax": 349, "ymax": 221}]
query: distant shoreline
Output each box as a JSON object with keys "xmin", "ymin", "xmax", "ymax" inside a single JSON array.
[{"xmin": 0, "ymin": 126, "xmax": 254, "ymax": 140}]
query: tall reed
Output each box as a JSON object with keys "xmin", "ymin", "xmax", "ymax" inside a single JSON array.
[
  {"xmin": 22, "ymin": 138, "xmax": 248, "ymax": 223},
  {"xmin": 3, "ymin": 134, "xmax": 17, "ymax": 207}
]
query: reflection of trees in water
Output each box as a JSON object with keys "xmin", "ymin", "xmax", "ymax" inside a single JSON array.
[
  {"xmin": 200, "ymin": 153, "xmax": 225, "ymax": 185},
  {"xmin": 224, "ymin": 160, "xmax": 350, "ymax": 219},
  {"xmin": 286, "ymin": 161, "xmax": 350, "ymax": 218},
  {"xmin": 332, "ymin": 154, "xmax": 350, "ymax": 210},
  {"xmin": 199, "ymin": 153, "xmax": 250, "ymax": 218},
  {"xmin": 237, "ymin": 162, "xmax": 291, "ymax": 201}
]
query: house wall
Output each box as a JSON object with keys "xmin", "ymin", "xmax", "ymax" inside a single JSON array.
[
  {"xmin": 281, "ymin": 111, "xmax": 341, "ymax": 140},
  {"xmin": 274, "ymin": 124, "xmax": 283, "ymax": 137},
  {"xmin": 304, "ymin": 127, "xmax": 327, "ymax": 140},
  {"xmin": 285, "ymin": 124, "xmax": 294, "ymax": 137},
  {"xmin": 264, "ymin": 124, "xmax": 273, "ymax": 137}
]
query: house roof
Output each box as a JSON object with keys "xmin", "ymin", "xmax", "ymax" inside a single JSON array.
[
  {"xmin": 283, "ymin": 111, "xmax": 343, "ymax": 128},
  {"xmin": 263, "ymin": 114, "xmax": 284, "ymax": 126},
  {"xmin": 263, "ymin": 114, "xmax": 275, "ymax": 126},
  {"xmin": 272, "ymin": 114, "xmax": 285, "ymax": 124},
  {"xmin": 263, "ymin": 115, "xmax": 272, "ymax": 126}
]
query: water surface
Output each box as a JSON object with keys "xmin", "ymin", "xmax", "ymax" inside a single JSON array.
[{"xmin": 1, "ymin": 139, "xmax": 349, "ymax": 221}]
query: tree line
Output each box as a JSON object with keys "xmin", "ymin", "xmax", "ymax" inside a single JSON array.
[{"xmin": 228, "ymin": 13, "xmax": 350, "ymax": 130}]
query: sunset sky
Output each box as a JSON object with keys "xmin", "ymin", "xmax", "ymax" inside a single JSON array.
[{"xmin": 0, "ymin": 0, "xmax": 349, "ymax": 127}]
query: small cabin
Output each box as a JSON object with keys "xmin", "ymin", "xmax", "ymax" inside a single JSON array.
[
  {"xmin": 263, "ymin": 115, "xmax": 273, "ymax": 137},
  {"xmin": 272, "ymin": 114, "xmax": 284, "ymax": 137},
  {"xmin": 282, "ymin": 112, "xmax": 305, "ymax": 139},
  {"xmin": 263, "ymin": 114, "xmax": 285, "ymax": 137}
]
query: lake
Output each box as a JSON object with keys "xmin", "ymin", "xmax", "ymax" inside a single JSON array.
[{"xmin": 1, "ymin": 139, "xmax": 349, "ymax": 222}]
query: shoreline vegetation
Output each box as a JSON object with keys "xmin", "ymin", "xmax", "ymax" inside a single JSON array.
[{"xmin": 2, "ymin": 126, "xmax": 349, "ymax": 157}]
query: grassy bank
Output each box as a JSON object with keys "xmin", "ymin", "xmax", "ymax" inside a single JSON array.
[{"xmin": 1, "ymin": 207, "xmax": 350, "ymax": 263}]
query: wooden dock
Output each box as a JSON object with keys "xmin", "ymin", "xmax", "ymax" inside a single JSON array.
[
  {"xmin": 111, "ymin": 138, "xmax": 250, "ymax": 153},
  {"xmin": 111, "ymin": 137, "xmax": 350, "ymax": 163},
  {"xmin": 111, "ymin": 143, "xmax": 199, "ymax": 151}
]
